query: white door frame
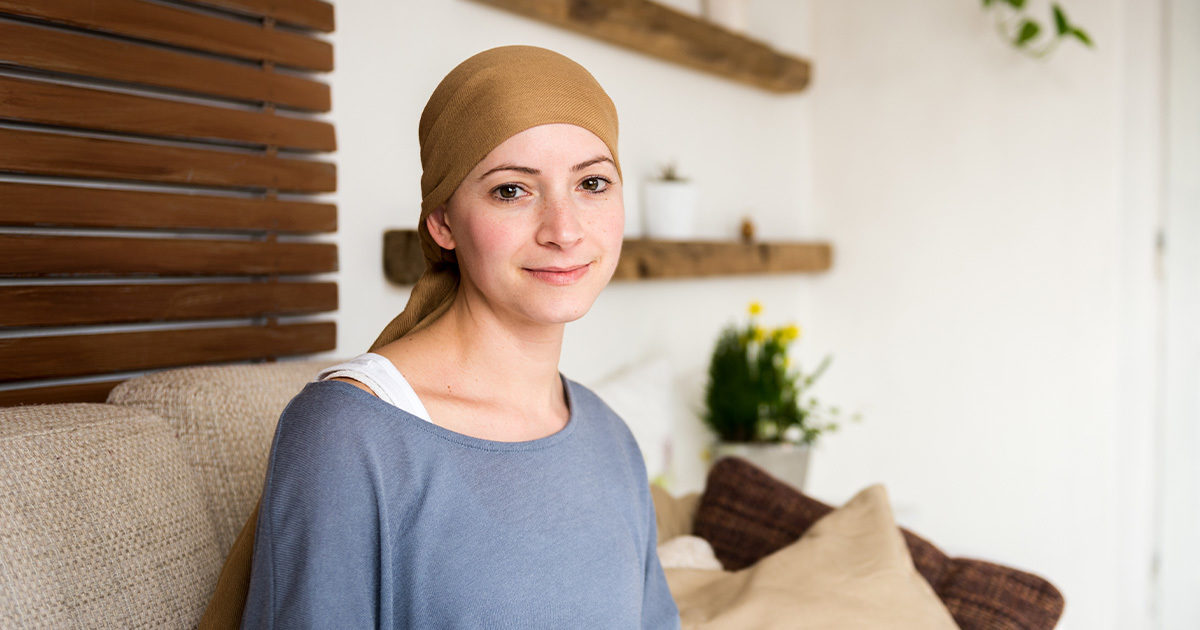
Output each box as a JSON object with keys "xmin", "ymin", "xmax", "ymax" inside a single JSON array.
[
  {"xmin": 1158, "ymin": 0, "xmax": 1200, "ymax": 626},
  {"xmin": 1114, "ymin": 0, "xmax": 1166, "ymax": 626}
]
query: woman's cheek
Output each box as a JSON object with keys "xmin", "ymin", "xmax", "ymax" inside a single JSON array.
[
  {"xmin": 600, "ymin": 204, "xmax": 625, "ymax": 246},
  {"xmin": 467, "ymin": 220, "xmax": 520, "ymax": 257}
]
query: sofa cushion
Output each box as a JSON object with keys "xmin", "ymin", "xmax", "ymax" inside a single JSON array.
[
  {"xmin": 693, "ymin": 456, "xmax": 1065, "ymax": 630},
  {"xmin": 667, "ymin": 484, "xmax": 960, "ymax": 629},
  {"xmin": 650, "ymin": 483, "xmax": 701, "ymax": 544},
  {"xmin": 0, "ymin": 403, "xmax": 222, "ymax": 629},
  {"xmin": 108, "ymin": 360, "xmax": 332, "ymax": 553}
]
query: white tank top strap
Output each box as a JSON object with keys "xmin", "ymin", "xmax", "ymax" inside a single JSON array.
[{"xmin": 317, "ymin": 352, "xmax": 433, "ymax": 423}]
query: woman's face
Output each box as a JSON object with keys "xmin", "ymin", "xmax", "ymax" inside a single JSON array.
[{"xmin": 428, "ymin": 123, "xmax": 624, "ymax": 328}]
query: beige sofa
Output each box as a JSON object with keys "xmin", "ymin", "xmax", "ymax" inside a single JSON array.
[
  {"xmin": 0, "ymin": 360, "xmax": 330, "ymax": 629},
  {"xmin": 1, "ymin": 360, "xmax": 1063, "ymax": 629}
]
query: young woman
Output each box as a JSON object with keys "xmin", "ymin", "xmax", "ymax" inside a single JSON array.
[{"xmin": 239, "ymin": 46, "xmax": 681, "ymax": 628}]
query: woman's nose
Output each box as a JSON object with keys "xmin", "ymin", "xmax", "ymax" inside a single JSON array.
[{"xmin": 536, "ymin": 193, "xmax": 584, "ymax": 248}]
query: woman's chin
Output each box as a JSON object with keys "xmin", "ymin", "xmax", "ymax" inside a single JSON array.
[{"xmin": 512, "ymin": 293, "xmax": 598, "ymax": 326}]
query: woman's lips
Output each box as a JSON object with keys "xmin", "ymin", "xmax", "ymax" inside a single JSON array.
[{"xmin": 524, "ymin": 263, "xmax": 590, "ymax": 285}]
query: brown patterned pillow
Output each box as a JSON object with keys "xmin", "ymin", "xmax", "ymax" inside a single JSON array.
[{"xmin": 693, "ymin": 456, "xmax": 1065, "ymax": 630}]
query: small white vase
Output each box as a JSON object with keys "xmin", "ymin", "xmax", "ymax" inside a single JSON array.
[
  {"xmin": 702, "ymin": 0, "xmax": 752, "ymax": 34},
  {"xmin": 711, "ymin": 441, "xmax": 811, "ymax": 491},
  {"xmin": 643, "ymin": 180, "xmax": 697, "ymax": 240}
]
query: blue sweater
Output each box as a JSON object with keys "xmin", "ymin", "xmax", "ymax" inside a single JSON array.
[{"xmin": 242, "ymin": 377, "xmax": 681, "ymax": 629}]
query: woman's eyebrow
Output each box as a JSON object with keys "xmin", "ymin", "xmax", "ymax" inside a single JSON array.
[
  {"xmin": 477, "ymin": 156, "xmax": 614, "ymax": 180},
  {"xmin": 570, "ymin": 156, "xmax": 614, "ymax": 172},
  {"xmin": 478, "ymin": 164, "xmax": 538, "ymax": 180}
]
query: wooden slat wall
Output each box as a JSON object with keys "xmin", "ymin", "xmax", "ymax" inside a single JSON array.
[
  {"xmin": 0, "ymin": 0, "xmax": 333, "ymax": 71},
  {"xmin": 0, "ymin": 20, "xmax": 331, "ymax": 111},
  {"xmin": 0, "ymin": 0, "xmax": 337, "ymax": 406}
]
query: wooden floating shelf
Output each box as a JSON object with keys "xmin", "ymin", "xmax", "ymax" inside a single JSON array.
[
  {"xmin": 612, "ymin": 238, "xmax": 831, "ymax": 280},
  {"xmin": 465, "ymin": 0, "xmax": 811, "ymax": 93},
  {"xmin": 383, "ymin": 230, "xmax": 832, "ymax": 284}
]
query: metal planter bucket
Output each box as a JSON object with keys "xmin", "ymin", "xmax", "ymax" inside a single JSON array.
[{"xmin": 711, "ymin": 442, "xmax": 812, "ymax": 491}]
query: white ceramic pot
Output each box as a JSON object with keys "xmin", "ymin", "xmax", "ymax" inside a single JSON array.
[
  {"xmin": 702, "ymin": 0, "xmax": 751, "ymax": 33},
  {"xmin": 643, "ymin": 180, "xmax": 698, "ymax": 240},
  {"xmin": 711, "ymin": 441, "xmax": 811, "ymax": 491}
]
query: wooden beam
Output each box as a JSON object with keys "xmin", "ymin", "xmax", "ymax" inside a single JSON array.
[
  {"xmin": 0, "ymin": 0, "xmax": 333, "ymax": 71},
  {"xmin": 465, "ymin": 0, "xmax": 810, "ymax": 93},
  {"xmin": 0, "ymin": 183, "xmax": 336, "ymax": 233},
  {"xmin": 382, "ymin": 229, "xmax": 832, "ymax": 283},
  {"xmin": 0, "ymin": 322, "xmax": 336, "ymax": 382},
  {"xmin": 0, "ymin": 128, "xmax": 336, "ymax": 193},
  {"xmin": 0, "ymin": 282, "xmax": 337, "ymax": 327},
  {"xmin": 382, "ymin": 229, "xmax": 426, "ymax": 284},
  {"xmin": 613, "ymin": 239, "xmax": 832, "ymax": 280},
  {"xmin": 181, "ymin": 0, "xmax": 335, "ymax": 32},
  {"xmin": 0, "ymin": 75, "xmax": 336, "ymax": 152},
  {"xmin": 0, "ymin": 20, "xmax": 330, "ymax": 111},
  {"xmin": 0, "ymin": 234, "xmax": 337, "ymax": 277}
]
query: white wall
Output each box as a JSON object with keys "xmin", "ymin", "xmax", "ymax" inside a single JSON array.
[
  {"xmin": 330, "ymin": 1, "xmax": 1165, "ymax": 629},
  {"xmin": 802, "ymin": 2, "xmax": 1159, "ymax": 629}
]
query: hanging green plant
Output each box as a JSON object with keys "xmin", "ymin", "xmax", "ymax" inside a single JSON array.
[{"xmin": 983, "ymin": 0, "xmax": 1094, "ymax": 58}]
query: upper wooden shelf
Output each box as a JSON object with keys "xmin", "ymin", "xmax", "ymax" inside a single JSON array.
[
  {"xmin": 383, "ymin": 230, "xmax": 832, "ymax": 284},
  {"xmin": 465, "ymin": 0, "xmax": 811, "ymax": 93}
]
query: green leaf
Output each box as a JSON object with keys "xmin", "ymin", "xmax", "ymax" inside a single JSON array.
[
  {"xmin": 1052, "ymin": 4, "xmax": 1068, "ymax": 34},
  {"xmin": 983, "ymin": 0, "xmax": 996, "ymax": 6},
  {"xmin": 1016, "ymin": 19, "xmax": 1040, "ymax": 46},
  {"xmin": 1071, "ymin": 27, "xmax": 1094, "ymax": 47},
  {"xmin": 1004, "ymin": 0, "xmax": 1026, "ymax": 9}
]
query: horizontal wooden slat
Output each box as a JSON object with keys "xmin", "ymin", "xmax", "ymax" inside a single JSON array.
[
  {"xmin": 0, "ymin": 282, "xmax": 337, "ymax": 327},
  {"xmin": 0, "ymin": 321, "xmax": 335, "ymax": 381},
  {"xmin": 0, "ymin": 183, "xmax": 336, "ymax": 232},
  {"xmin": 183, "ymin": 0, "xmax": 334, "ymax": 32},
  {"xmin": 0, "ymin": 379, "xmax": 122, "ymax": 406},
  {"xmin": 0, "ymin": 128, "xmax": 337, "ymax": 192},
  {"xmin": 0, "ymin": 0, "xmax": 333, "ymax": 72},
  {"xmin": 0, "ymin": 234, "xmax": 337, "ymax": 276},
  {"xmin": 0, "ymin": 75, "xmax": 336, "ymax": 151},
  {"xmin": 0, "ymin": 20, "xmax": 330, "ymax": 111}
]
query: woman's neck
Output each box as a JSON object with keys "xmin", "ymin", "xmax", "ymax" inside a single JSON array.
[{"xmin": 375, "ymin": 291, "xmax": 567, "ymax": 421}]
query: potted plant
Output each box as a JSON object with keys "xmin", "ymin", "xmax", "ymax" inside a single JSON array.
[
  {"xmin": 642, "ymin": 162, "xmax": 698, "ymax": 240},
  {"xmin": 701, "ymin": 301, "xmax": 858, "ymax": 490}
]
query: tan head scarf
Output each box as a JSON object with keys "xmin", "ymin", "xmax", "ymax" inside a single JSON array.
[{"xmin": 369, "ymin": 45, "xmax": 622, "ymax": 351}]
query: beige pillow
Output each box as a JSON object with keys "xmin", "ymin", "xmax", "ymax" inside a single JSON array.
[
  {"xmin": 650, "ymin": 483, "xmax": 701, "ymax": 544},
  {"xmin": 665, "ymin": 485, "xmax": 960, "ymax": 630}
]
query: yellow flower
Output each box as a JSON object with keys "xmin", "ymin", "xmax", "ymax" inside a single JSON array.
[
  {"xmin": 748, "ymin": 301, "xmax": 763, "ymax": 316},
  {"xmin": 751, "ymin": 326, "xmax": 765, "ymax": 342}
]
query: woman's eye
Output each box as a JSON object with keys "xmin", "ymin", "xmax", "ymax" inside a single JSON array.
[
  {"xmin": 581, "ymin": 177, "xmax": 610, "ymax": 193},
  {"xmin": 493, "ymin": 184, "xmax": 526, "ymax": 201}
]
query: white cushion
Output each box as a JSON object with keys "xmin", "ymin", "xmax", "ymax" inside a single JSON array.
[{"xmin": 586, "ymin": 356, "xmax": 677, "ymax": 485}]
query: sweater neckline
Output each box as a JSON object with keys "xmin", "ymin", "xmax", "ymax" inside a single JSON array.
[{"xmin": 313, "ymin": 373, "xmax": 580, "ymax": 452}]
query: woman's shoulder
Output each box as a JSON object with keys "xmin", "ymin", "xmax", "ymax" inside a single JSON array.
[{"xmin": 274, "ymin": 379, "xmax": 403, "ymax": 446}]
